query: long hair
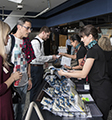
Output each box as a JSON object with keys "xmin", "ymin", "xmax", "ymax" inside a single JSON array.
[
  {"xmin": 98, "ymin": 36, "xmax": 112, "ymax": 51},
  {"xmin": 0, "ymin": 20, "xmax": 10, "ymax": 66}
]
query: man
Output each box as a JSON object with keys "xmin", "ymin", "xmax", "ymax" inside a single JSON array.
[
  {"xmin": 66, "ymin": 35, "xmax": 72, "ymax": 54},
  {"xmin": 5, "ymin": 17, "xmax": 35, "ymax": 120},
  {"xmin": 30, "ymin": 26, "xmax": 57, "ymax": 102}
]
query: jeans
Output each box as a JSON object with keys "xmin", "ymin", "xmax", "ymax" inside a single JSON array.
[
  {"xmin": 13, "ymin": 84, "xmax": 28, "ymax": 120},
  {"xmin": 30, "ymin": 65, "xmax": 44, "ymax": 102}
]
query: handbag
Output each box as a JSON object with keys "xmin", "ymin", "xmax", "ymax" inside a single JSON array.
[
  {"xmin": 11, "ymin": 85, "xmax": 22, "ymax": 104},
  {"xmin": 9, "ymin": 63, "xmax": 22, "ymax": 104}
]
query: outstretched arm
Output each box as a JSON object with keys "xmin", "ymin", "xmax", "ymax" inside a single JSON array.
[
  {"xmin": 58, "ymin": 58, "xmax": 94, "ymax": 78},
  {"xmin": 59, "ymin": 52, "xmax": 76, "ymax": 59}
]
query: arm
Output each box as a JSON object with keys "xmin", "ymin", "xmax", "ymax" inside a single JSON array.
[
  {"xmin": 27, "ymin": 63, "xmax": 31, "ymax": 78},
  {"xmin": 27, "ymin": 63, "xmax": 32, "ymax": 91},
  {"xmin": 72, "ymin": 58, "xmax": 83, "ymax": 70},
  {"xmin": 0, "ymin": 67, "xmax": 22, "ymax": 96},
  {"xmin": 5, "ymin": 72, "xmax": 22, "ymax": 88},
  {"xmin": 58, "ymin": 58, "xmax": 94, "ymax": 78},
  {"xmin": 59, "ymin": 52, "xmax": 76, "ymax": 59}
]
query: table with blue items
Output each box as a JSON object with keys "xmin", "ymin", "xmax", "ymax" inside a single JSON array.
[{"xmin": 24, "ymin": 67, "xmax": 103, "ymax": 120}]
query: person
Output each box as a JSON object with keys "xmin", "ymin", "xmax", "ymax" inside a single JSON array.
[
  {"xmin": 58, "ymin": 24, "xmax": 112, "ymax": 120},
  {"xmin": 98, "ymin": 36, "xmax": 112, "ymax": 82},
  {"xmin": 0, "ymin": 20, "xmax": 22, "ymax": 120},
  {"xmin": 30, "ymin": 26, "xmax": 57, "ymax": 102},
  {"xmin": 66, "ymin": 35, "xmax": 72, "ymax": 54},
  {"xmin": 59, "ymin": 34, "xmax": 87, "ymax": 70},
  {"xmin": 96, "ymin": 27, "xmax": 102, "ymax": 41},
  {"xmin": 5, "ymin": 17, "xmax": 35, "ymax": 120}
]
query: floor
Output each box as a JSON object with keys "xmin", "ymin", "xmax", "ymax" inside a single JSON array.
[{"xmin": 23, "ymin": 91, "xmax": 30, "ymax": 118}]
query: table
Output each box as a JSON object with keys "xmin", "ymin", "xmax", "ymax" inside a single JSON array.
[{"xmin": 24, "ymin": 72, "xmax": 103, "ymax": 120}]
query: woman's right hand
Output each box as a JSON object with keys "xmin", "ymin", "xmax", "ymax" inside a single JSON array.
[
  {"xmin": 64, "ymin": 64, "xmax": 70, "ymax": 69},
  {"xmin": 11, "ymin": 71, "xmax": 22, "ymax": 82},
  {"xmin": 58, "ymin": 52, "xmax": 65, "ymax": 56},
  {"xmin": 64, "ymin": 64, "xmax": 68, "ymax": 68}
]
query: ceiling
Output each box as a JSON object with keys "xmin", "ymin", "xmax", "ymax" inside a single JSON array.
[
  {"xmin": 1, "ymin": 0, "xmax": 112, "ymax": 31},
  {"xmin": 0, "ymin": 0, "xmax": 68, "ymax": 14},
  {"xmin": 0, "ymin": 0, "xmax": 69, "ymax": 30}
]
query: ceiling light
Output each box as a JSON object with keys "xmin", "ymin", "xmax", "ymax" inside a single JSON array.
[
  {"xmin": 1, "ymin": 0, "xmax": 50, "ymax": 18},
  {"xmin": 17, "ymin": 4, "xmax": 23, "ymax": 10},
  {"xmin": 8, "ymin": 0, "xmax": 23, "ymax": 4}
]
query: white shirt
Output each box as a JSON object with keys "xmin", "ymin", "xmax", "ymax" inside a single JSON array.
[
  {"xmin": 66, "ymin": 39, "xmax": 71, "ymax": 48},
  {"xmin": 30, "ymin": 35, "xmax": 52, "ymax": 65},
  {"xmin": 5, "ymin": 35, "xmax": 28, "ymax": 87}
]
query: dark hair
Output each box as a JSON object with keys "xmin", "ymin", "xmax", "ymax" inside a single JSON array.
[
  {"xmin": 79, "ymin": 24, "xmax": 98, "ymax": 40},
  {"xmin": 39, "ymin": 26, "xmax": 50, "ymax": 33},
  {"xmin": 97, "ymin": 27, "xmax": 102, "ymax": 33},
  {"xmin": 70, "ymin": 34, "xmax": 81, "ymax": 42},
  {"xmin": 70, "ymin": 34, "xmax": 84, "ymax": 46},
  {"xmin": 17, "ymin": 17, "xmax": 32, "ymax": 25}
]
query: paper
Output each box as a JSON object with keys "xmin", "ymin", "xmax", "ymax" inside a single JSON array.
[
  {"xmin": 84, "ymin": 84, "xmax": 90, "ymax": 90},
  {"xmin": 79, "ymin": 94, "xmax": 94, "ymax": 102},
  {"xmin": 3, "ymin": 66, "xmax": 9, "ymax": 74},
  {"xmin": 61, "ymin": 56, "xmax": 71, "ymax": 66}
]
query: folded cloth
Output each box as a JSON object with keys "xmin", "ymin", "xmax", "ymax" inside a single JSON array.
[{"xmin": 22, "ymin": 37, "xmax": 36, "ymax": 63}]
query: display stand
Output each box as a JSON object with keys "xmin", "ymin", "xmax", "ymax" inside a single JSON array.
[
  {"xmin": 25, "ymin": 102, "xmax": 44, "ymax": 120},
  {"xmin": 24, "ymin": 68, "xmax": 103, "ymax": 120}
]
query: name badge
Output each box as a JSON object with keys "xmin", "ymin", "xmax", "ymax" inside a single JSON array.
[
  {"xmin": 3, "ymin": 67, "xmax": 9, "ymax": 74},
  {"xmin": 84, "ymin": 84, "xmax": 90, "ymax": 90}
]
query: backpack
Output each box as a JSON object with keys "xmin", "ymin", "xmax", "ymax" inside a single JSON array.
[
  {"xmin": 7, "ymin": 34, "xmax": 15, "ymax": 63},
  {"xmin": 33, "ymin": 38, "xmax": 42, "ymax": 49},
  {"xmin": 7, "ymin": 34, "xmax": 15, "ymax": 73}
]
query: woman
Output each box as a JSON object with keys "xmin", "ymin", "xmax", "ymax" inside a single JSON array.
[
  {"xmin": 0, "ymin": 20, "xmax": 22, "ymax": 120},
  {"xmin": 59, "ymin": 34, "xmax": 87, "ymax": 70},
  {"xmin": 58, "ymin": 25, "xmax": 112, "ymax": 120},
  {"xmin": 98, "ymin": 36, "xmax": 112, "ymax": 82}
]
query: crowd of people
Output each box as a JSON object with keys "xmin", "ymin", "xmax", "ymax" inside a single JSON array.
[{"xmin": 0, "ymin": 17, "xmax": 112, "ymax": 120}]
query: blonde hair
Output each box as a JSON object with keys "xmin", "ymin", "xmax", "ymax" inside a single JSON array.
[
  {"xmin": 98, "ymin": 36, "xmax": 112, "ymax": 51},
  {"xmin": 0, "ymin": 20, "xmax": 10, "ymax": 66}
]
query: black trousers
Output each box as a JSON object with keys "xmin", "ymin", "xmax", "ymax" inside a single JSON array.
[
  {"xmin": 67, "ymin": 45, "xmax": 71, "ymax": 54},
  {"xmin": 30, "ymin": 65, "xmax": 44, "ymax": 102}
]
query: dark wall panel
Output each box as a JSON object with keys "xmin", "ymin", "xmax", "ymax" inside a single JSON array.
[
  {"xmin": 31, "ymin": 0, "xmax": 112, "ymax": 28},
  {"xmin": 45, "ymin": 0, "xmax": 112, "ymax": 27}
]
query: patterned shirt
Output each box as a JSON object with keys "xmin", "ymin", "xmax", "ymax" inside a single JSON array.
[{"xmin": 5, "ymin": 36, "xmax": 35, "ymax": 87}]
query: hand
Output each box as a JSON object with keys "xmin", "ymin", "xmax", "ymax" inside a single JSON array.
[
  {"xmin": 45, "ymin": 62, "xmax": 48, "ymax": 68},
  {"xmin": 27, "ymin": 79, "xmax": 32, "ymax": 91},
  {"xmin": 64, "ymin": 64, "xmax": 68, "ymax": 69},
  {"xmin": 11, "ymin": 71, "xmax": 22, "ymax": 82},
  {"xmin": 58, "ymin": 52, "xmax": 65, "ymax": 56},
  {"xmin": 58, "ymin": 69, "xmax": 64, "ymax": 76},
  {"xmin": 52, "ymin": 55, "xmax": 57, "ymax": 60}
]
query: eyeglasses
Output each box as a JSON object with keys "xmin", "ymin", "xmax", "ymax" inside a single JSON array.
[{"xmin": 20, "ymin": 24, "xmax": 33, "ymax": 31}]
